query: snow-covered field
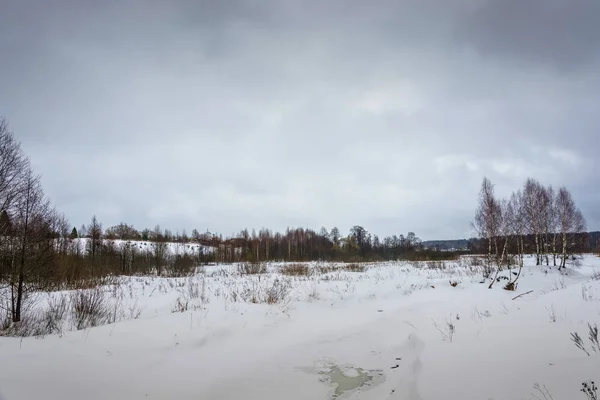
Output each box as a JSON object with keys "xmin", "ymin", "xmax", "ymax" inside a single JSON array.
[{"xmin": 1, "ymin": 256, "xmax": 600, "ymax": 400}]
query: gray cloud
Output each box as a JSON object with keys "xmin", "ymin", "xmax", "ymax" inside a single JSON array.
[{"xmin": 1, "ymin": 0, "xmax": 598, "ymax": 240}]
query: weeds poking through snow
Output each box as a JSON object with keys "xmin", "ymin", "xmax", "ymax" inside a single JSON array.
[
  {"xmin": 550, "ymin": 278, "xmax": 567, "ymax": 292},
  {"xmin": 471, "ymin": 307, "xmax": 491, "ymax": 322},
  {"xmin": 592, "ymin": 270, "xmax": 600, "ymax": 281},
  {"xmin": 547, "ymin": 305, "xmax": 558, "ymax": 323},
  {"xmin": 186, "ymin": 277, "xmax": 200, "ymax": 299},
  {"xmin": 127, "ymin": 299, "xmax": 142, "ymax": 320},
  {"xmin": 281, "ymin": 263, "xmax": 311, "ymax": 276},
  {"xmin": 581, "ymin": 381, "xmax": 598, "ymax": 400},
  {"xmin": 531, "ymin": 383, "xmax": 555, "ymax": 400},
  {"xmin": 571, "ymin": 332, "xmax": 591, "ymax": 356},
  {"xmin": 589, "ymin": 323, "xmax": 600, "ymax": 353},
  {"xmin": 432, "ymin": 315, "xmax": 456, "ymax": 342},
  {"xmin": 171, "ymin": 296, "xmax": 190, "ymax": 313},
  {"xmin": 582, "ymin": 285, "xmax": 594, "ymax": 302},
  {"xmin": 307, "ymin": 286, "xmax": 320, "ymax": 301}
]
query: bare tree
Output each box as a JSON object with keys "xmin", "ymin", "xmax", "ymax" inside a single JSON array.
[
  {"xmin": 54, "ymin": 212, "xmax": 71, "ymax": 256},
  {"xmin": 86, "ymin": 215, "xmax": 103, "ymax": 276},
  {"xmin": 539, "ymin": 185, "xmax": 555, "ymax": 266},
  {"xmin": 0, "ymin": 119, "xmax": 28, "ymax": 306},
  {"xmin": 522, "ymin": 178, "xmax": 546, "ymax": 265},
  {"xmin": 473, "ymin": 177, "xmax": 502, "ymax": 281},
  {"xmin": 504, "ymin": 190, "xmax": 527, "ymax": 289},
  {"xmin": 6, "ymin": 168, "xmax": 55, "ymax": 322},
  {"xmin": 151, "ymin": 225, "xmax": 168, "ymax": 276},
  {"xmin": 0, "ymin": 118, "xmax": 27, "ymax": 214},
  {"xmin": 556, "ymin": 187, "xmax": 587, "ymax": 270}
]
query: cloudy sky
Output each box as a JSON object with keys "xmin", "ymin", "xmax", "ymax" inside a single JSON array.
[{"xmin": 1, "ymin": 0, "xmax": 598, "ymax": 240}]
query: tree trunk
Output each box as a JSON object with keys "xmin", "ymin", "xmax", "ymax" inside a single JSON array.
[
  {"xmin": 14, "ymin": 268, "xmax": 24, "ymax": 322},
  {"xmin": 552, "ymin": 232, "xmax": 557, "ymax": 267},
  {"xmin": 535, "ymin": 234, "xmax": 540, "ymax": 265},
  {"xmin": 561, "ymin": 232, "xmax": 567, "ymax": 269}
]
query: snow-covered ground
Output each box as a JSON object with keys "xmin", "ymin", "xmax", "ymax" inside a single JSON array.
[{"xmin": 1, "ymin": 256, "xmax": 600, "ymax": 400}]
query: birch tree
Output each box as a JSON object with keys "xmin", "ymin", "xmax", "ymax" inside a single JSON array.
[
  {"xmin": 473, "ymin": 177, "xmax": 502, "ymax": 282},
  {"xmin": 556, "ymin": 187, "xmax": 586, "ymax": 269},
  {"xmin": 522, "ymin": 178, "xmax": 545, "ymax": 265}
]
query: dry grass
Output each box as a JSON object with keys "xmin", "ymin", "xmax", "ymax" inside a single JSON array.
[
  {"xmin": 237, "ymin": 262, "xmax": 267, "ymax": 275},
  {"xmin": 343, "ymin": 263, "xmax": 366, "ymax": 272},
  {"xmin": 280, "ymin": 263, "xmax": 311, "ymax": 276},
  {"xmin": 265, "ymin": 278, "xmax": 291, "ymax": 304},
  {"xmin": 70, "ymin": 288, "xmax": 111, "ymax": 330},
  {"xmin": 315, "ymin": 262, "xmax": 341, "ymax": 275}
]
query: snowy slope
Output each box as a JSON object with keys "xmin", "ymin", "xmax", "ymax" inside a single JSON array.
[{"xmin": 1, "ymin": 256, "xmax": 599, "ymax": 400}]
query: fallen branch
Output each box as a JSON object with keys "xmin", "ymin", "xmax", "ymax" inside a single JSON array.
[{"xmin": 512, "ymin": 290, "xmax": 534, "ymax": 300}]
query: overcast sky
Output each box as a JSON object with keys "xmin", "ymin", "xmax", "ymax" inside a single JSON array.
[{"xmin": 1, "ymin": 0, "xmax": 598, "ymax": 240}]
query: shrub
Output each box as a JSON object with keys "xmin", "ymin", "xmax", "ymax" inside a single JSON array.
[
  {"xmin": 43, "ymin": 293, "xmax": 69, "ymax": 334},
  {"xmin": 592, "ymin": 270, "xmax": 600, "ymax": 281},
  {"xmin": 0, "ymin": 311, "xmax": 46, "ymax": 337},
  {"xmin": 281, "ymin": 263, "xmax": 311, "ymax": 276},
  {"xmin": 70, "ymin": 288, "xmax": 110, "ymax": 330},
  {"xmin": 265, "ymin": 278, "xmax": 291, "ymax": 304}
]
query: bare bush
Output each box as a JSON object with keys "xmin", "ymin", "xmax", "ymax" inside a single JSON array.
[
  {"xmin": 233, "ymin": 278, "xmax": 292, "ymax": 305},
  {"xmin": 0, "ymin": 308, "xmax": 10, "ymax": 332},
  {"xmin": 70, "ymin": 288, "xmax": 110, "ymax": 330},
  {"xmin": 281, "ymin": 263, "xmax": 311, "ymax": 276},
  {"xmin": 237, "ymin": 262, "xmax": 266, "ymax": 275},
  {"xmin": 43, "ymin": 293, "xmax": 69, "ymax": 334},
  {"xmin": 426, "ymin": 261, "xmax": 448, "ymax": 270},
  {"xmin": 0, "ymin": 311, "xmax": 48, "ymax": 337},
  {"xmin": 592, "ymin": 270, "xmax": 600, "ymax": 281},
  {"xmin": 0, "ymin": 295, "xmax": 68, "ymax": 337},
  {"xmin": 265, "ymin": 278, "xmax": 291, "ymax": 304}
]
